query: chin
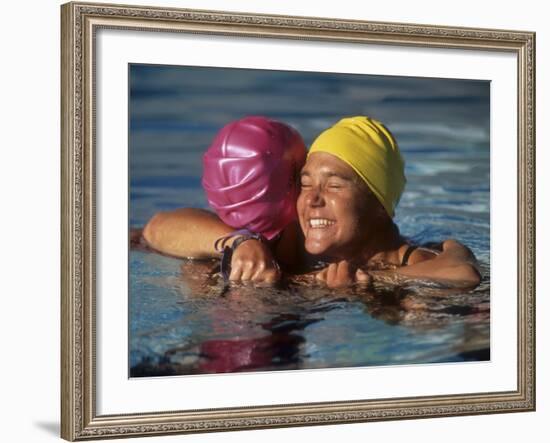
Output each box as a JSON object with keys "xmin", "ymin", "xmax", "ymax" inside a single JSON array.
[{"xmin": 304, "ymin": 240, "xmax": 329, "ymax": 256}]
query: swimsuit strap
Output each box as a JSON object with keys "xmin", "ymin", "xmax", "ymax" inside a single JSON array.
[
  {"xmin": 401, "ymin": 244, "xmax": 418, "ymax": 266},
  {"xmin": 401, "ymin": 243, "xmax": 442, "ymax": 267}
]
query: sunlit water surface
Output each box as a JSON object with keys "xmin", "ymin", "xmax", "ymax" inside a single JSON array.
[{"xmin": 129, "ymin": 65, "xmax": 490, "ymax": 376}]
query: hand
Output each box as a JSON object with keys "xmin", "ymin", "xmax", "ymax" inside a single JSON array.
[
  {"xmin": 229, "ymin": 239, "xmax": 281, "ymax": 284},
  {"xmin": 315, "ymin": 260, "xmax": 371, "ymax": 288}
]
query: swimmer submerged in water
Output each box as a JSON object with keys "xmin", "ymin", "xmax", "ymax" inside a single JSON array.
[
  {"xmin": 296, "ymin": 116, "xmax": 480, "ymax": 288},
  {"xmin": 142, "ymin": 116, "xmax": 481, "ymax": 290}
]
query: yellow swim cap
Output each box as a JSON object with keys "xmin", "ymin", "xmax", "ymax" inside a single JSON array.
[{"xmin": 309, "ymin": 116, "xmax": 406, "ymax": 217}]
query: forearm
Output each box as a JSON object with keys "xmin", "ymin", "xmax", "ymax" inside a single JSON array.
[
  {"xmin": 370, "ymin": 240, "xmax": 481, "ymax": 289},
  {"xmin": 142, "ymin": 208, "xmax": 232, "ymax": 258},
  {"xmin": 368, "ymin": 262, "xmax": 479, "ymax": 289}
]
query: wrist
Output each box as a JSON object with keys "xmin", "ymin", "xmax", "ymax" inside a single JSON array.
[
  {"xmin": 214, "ymin": 229, "xmax": 266, "ymax": 253},
  {"xmin": 214, "ymin": 230, "xmax": 268, "ymax": 282}
]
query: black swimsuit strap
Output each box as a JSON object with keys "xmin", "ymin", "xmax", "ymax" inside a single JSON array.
[{"xmin": 401, "ymin": 245, "xmax": 418, "ymax": 266}]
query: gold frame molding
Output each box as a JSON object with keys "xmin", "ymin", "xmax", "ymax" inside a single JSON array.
[{"xmin": 61, "ymin": 1, "xmax": 536, "ymax": 440}]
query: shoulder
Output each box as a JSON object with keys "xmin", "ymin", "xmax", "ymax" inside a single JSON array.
[
  {"xmin": 440, "ymin": 239, "xmax": 478, "ymax": 261},
  {"xmin": 398, "ymin": 239, "xmax": 477, "ymax": 266},
  {"xmin": 398, "ymin": 243, "xmax": 439, "ymax": 266},
  {"xmin": 428, "ymin": 239, "xmax": 482, "ymax": 286}
]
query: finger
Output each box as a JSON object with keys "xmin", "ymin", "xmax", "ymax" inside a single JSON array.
[
  {"xmin": 229, "ymin": 261, "xmax": 243, "ymax": 281},
  {"xmin": 250, "ymin": 261, "xmax": 267, "ymax": 282},
  {"xmin": 336, "ymin": 260, "xmax": 351, "ymax": 283},
  {"xmin": 355, "ymin": 268, "xmax": 371, "ymax": 284},
  {"xmin": 326, "ymin": 263, "xmax": 339, "ymax": 285},
  {"xmin": 315, "ymin": 268, "xmax": 328, "ymax": 282},
  {"xmin": 239, "ymin": 261, "xmax": 255, "ymax": 281},
  {"xmin": 326, "ymin": 262, "xmax": 351, "ymax": 288}
]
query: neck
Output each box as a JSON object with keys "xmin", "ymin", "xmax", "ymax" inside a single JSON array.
[{"xmin": 357, "ymin": 222, "xmax": 403, "ymax": 264}]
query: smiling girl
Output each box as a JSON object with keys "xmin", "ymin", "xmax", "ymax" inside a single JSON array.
[{"xmin": 298, "ymin": 116, "xmax": 480, "ymax": 288}]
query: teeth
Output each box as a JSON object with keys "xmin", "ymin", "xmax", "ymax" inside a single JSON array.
[{"xmin": 309, "ymin": 218, "xmax": 335, "ymax": 228}]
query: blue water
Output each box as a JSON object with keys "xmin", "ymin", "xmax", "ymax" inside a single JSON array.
[{"xmin": 129, "ymin": 65, "xmax": 490, "ymax": 376}]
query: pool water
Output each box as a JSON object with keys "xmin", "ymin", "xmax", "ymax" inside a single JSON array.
[{"xmin": 129, "ymin": 65, "xmax": 490, "ymax": 376}]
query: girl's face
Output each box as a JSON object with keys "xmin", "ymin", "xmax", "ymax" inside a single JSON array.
[{"xmin": 297, "ymin": 152, "xmax": 384, "ymax": 259}]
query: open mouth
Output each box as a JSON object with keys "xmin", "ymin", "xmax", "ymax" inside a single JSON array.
[{"xmin": 308, "ymin": 218, "xmax": 335, "ymax": 229}]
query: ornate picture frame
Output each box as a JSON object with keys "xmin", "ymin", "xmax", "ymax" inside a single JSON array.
[{"xmin": 61, "ymin": 1, "xmax": 535, "ymax": 440}]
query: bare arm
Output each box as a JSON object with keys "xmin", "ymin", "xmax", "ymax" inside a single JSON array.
[
  {"xmin": 314, "ymin": 240, "xmax": 481, "ymax": 290},
  {"xmin": 370, "ymin": 239, "xmax": 481, "ymax": 289},
  {"xmin": 143, "ymin": 208, "xmax": 231, "ymax": 258},
  {"xmin": 142, "ymin": 208, "xmax": 290, "ymax": 283}
]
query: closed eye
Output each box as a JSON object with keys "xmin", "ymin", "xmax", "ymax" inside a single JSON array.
[
  {"xmin": 300, "ymin": 176, "xmax": 312, "ymax": 188},
  {"xmin": 327, "ymin": 180, "xmax": 346, "ymax": 189}
]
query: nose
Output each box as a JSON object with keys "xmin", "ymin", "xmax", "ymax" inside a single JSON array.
[{"xmin": 304, "ymin": 186, "xmax": 325, "ymax": 207}]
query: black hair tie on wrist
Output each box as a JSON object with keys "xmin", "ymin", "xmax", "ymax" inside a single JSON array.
[{"xmin": 214, "ymin": 229, "xmax": 266, "ymax": 282}]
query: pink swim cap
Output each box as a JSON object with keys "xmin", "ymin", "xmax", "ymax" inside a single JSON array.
[{"xmin": 202, "ymin": 116, "xmax": 306, "ymax": 240}]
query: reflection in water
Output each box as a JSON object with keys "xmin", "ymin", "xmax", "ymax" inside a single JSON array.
[
  {"xmin": 132, "ymin": 316, "xmax": 311, "ymax": 376},
  {"xmin": 130, "ymin": 257, "xmax": 489, "ymax": 377}
]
